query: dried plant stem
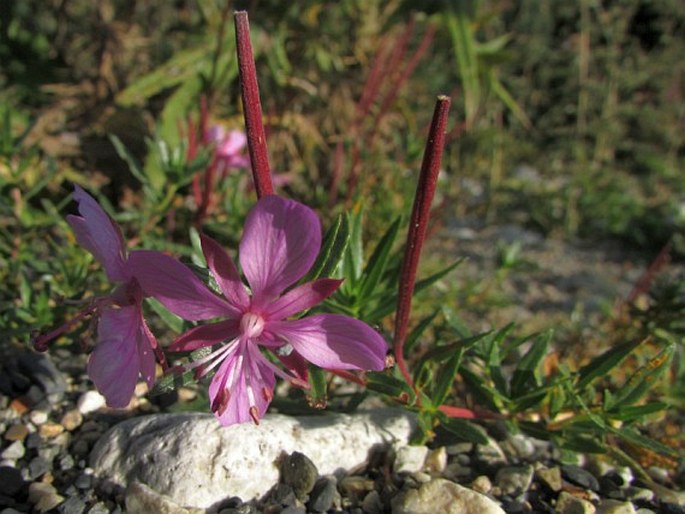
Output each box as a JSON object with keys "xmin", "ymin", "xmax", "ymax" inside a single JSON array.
[
  {"xmin": 234, "ymin": 11, "xmax": 274, "ymax": 198},
  {"xmin": 393, "ymin": 96, "xmax": 450, "ymax": 390}
]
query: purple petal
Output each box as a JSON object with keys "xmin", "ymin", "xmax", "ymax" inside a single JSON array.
[
  {"xmin": 169, "ymin": 319, "xmax": 240, "ymax": 352},
  {"xmin": 200, "ymin": 234, "xmax": 249, "ymax": 311},
  {"xmin": 268, "ymin": 314, "xmax": 387, "ymax": 371},
  {"xmin": 128, "ymin": 250, "xmax": 238, "ymax": 320},
  {"xmin": 67, "ymin": 186, "xmax": 128, "ymax": 282},
  {"xmin": 87, "ymin": 306, "xmax": 141, "ymax": 408},
  {"xmin": 240, "ymin": 196, "xmax": 321, "ymax": 302},
  {"xmin": 264, "ymin": 278, "xmax": 342, "ymax": 321},
  {"xmin": 137, "ymin": 313, "xmax": 158, "ymax": 390},
  {"xmin": 209, "ymin": 340, "xmax": 276, "ymax": 425}
]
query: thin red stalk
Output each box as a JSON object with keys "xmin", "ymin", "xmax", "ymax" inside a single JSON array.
[
  {"xmin": 329, "ymin": 369, "xmax": 367, "ymax": 386},
  {"xmin": 234, "ymin": 11, "xmax": 274, "ymax": 198},
  {"xmin": 393, "ymin": 96, "xmax": 451, "ymax": 390},
  {"xmin": 626, "ymin": 239, "xmax": 672, "ymax": 304},
  {"xmin": 32, "ymin": 303, "xmax": 98, "ymax": 352}
]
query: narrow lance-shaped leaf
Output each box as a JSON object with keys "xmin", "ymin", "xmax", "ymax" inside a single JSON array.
[
  {"xmin": 304, "ymin": 213, "xmax": 350, "ymax": 282},
  {"xmin": 609, "ymin": 344, "xmax": 674, "ymax": 408},
  {"xmin": 306, "ymin": 365, "xmax": 328, "ymax": 408},
  {"xmin": 359, "ymin": 218, "xmax": 401, "ymax": 300},
  {"xmin": 510, "ymin": 330, "xmax": 552, "ymax": 399},
  {"xmin": 577, "ymin": 338, "xmax": 645, "ymax": 390}
]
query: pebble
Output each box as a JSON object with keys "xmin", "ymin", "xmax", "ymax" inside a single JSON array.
[
  {"xmin": 76, "ymin": 391, "xmax": 106, "ymax": 415},
  {"xmin": 361, "ymin": 490, "xmax": 383, "ymax": 514},
  {"xmin": 537, "ymin": 466, "xmax": 563, "ymax": 492},
  {"xmin": 495, "ymin": 465, "xmax": 534, "ymax": 496},
  {"xmin": 0, "ymin": 465, "xmax": 25, "ymax": 496},
  {"xmin": 471, "ymin": 475, "xmax": 493, "ymax": 494},
  {"xmin": 1, "ymin": 440, "xmax": 25, "ymax": 460},
  {"xmin": 392, "ymin": 478, "xmax": 505, "ymax": 514},
  {"xmin": 306, "ymin": 476, "xmax": 338, "ymax": 512},
  {"xmin": 59, "ymin": 495, "xmax": 88, "ymax": 514},
  {"xmin": 35, "ymin": 492, "xmax": 64, "ymax": 513},
  {"xmin": 28, "ymin": 456, "xmax": 50, "ymax": 479},
  {"xmin": 474, "ymin": 437, "xmax": 508, "ymax": 470},
  {"xmin": 61, "ymin": 409, "xmax": 83, "ymax": 431},
  {"xmin": 4, "ymin": 424, "xmax": 29, "ymax": 442},
  {"xmin": 562, "ymin": 465, "xmax": 601, "ymax": 492},
  {"xmin": 394, "ymin": 445, "xmax": 429, "ymax": 474},
  {"xmin": 39, "ymin": 422, "xmax": 65, "ymax": 438},
  {"xmin": 424, "ymin": 446, "xmax": 448, "ymax": 474},
  {"xmin": 596, "ymin": 499, "xmax": 636, "ymax": 513},
  {"xmin": 280, "ymin": 451, "xmax": 319, "ymax": 501},
  {"xmin": 28, "ymin": 481, "xmax": 58, "ymax": 504},
  {"xmin": 29, "ymin": 410, "xmax": 49, "ymax": 426},
  {"xmin": 556, "ymin": 491, "xmax": 596, "ymax": 513},
  {"xmin": 17, "ymin": 353, "xmax": 67, "ymax": 400}
]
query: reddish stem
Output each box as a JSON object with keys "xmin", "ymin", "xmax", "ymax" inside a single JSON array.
[
  {"xmin": 234, "ymin": 11, "xmax": 274, "ymax": 198},
  {"xmin": 393, "ymin": 96, "xmax": 451, "ymax": 390},
  {"xmin": 32, "ymin": 303, "xmax": 98, "ymax": 352}
]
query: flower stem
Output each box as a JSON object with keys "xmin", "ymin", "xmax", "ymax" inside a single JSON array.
[
  {"xmin": 234, "ymin": 11, "xmax": 274, "ymax": 199},
  {"xmin": 393, "ymin": 95, "xmax": 451, "ymax": 390}
]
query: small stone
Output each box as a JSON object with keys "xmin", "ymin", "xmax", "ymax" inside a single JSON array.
[
  {"xmin": 471, "ymin": 475, "xmax": 493, "ymax": 494},
  {"xmin": 649, "ymin": 482, "xmax": 685, "ymax": 506},
  {"xmin": 596, "ymin": 499, "xmax": 636, "ymax": 514},
  {"xmin": 125, "ymin": 481, "xmax": 191, "ymax": 514},
  {"xmin": 61, "ymin": 410, "xmax": 83, "ymax": 432},
  {"xmin": 623, "ymin": 486, "xmax": 654, "ymax": 502},
  {"xmin": 555, "ymin": 491, "xmax": 596, "ymax": 514},
  {"xmin": 280, "ymin": 451, "xmax": 319, "ymax": 501},
  {"xmin": 25, "ymin": 432, "xmax": 42, "ymax": 449},
  {"xmin": 75, "ymin": 473, "xmax": 93, "ymax": 490},
  {"xmin": 86, "ymin": 502, "xmax": 110, "ymax": 514},
  {"xmin": 1, "ymin": 440, "xmax": 25, "ymax": 460},
  {"xmin": 177, "ymin": 387, "xmax": 197, "ymax": 402},
  {"xmin": 4, "ymin": 424, "xmax": 29, "ymax": 442},
  {"xmin": 17, "ymin": 353, "xmax": 67, "ymax": 399},
  {"xmin": 647, "ymin": 466, "xmax": 671, "ymax": 484},
  {"xmin": 29, "ymin": 410, "xmax": 49, "ymax": 426},
  {"xmin": 59, "ymin": 495, "xmax": 88, "ymax": 514},
  {"xmin": 76, "ymin": 391, "xmax": 106, "ymax": 415},
  {"xmin": 28, "ymin": 457, "xmax": 51, "ymax": 479},
  {"xmin": 392, "ymin": 478, "xmax": 505, "ymax": 514},
  {"xmin": 394, "ymin": 445, "xmax": 429, "ymax": 474},
  {"xmin": 361, "ymin": 490, "xmax": 383, "ymax": 514},
  {"xmin": 495, "ymin": 465, "xmax": 534, "ymax": 496},
  {"xmin": 508, "ymin": 433, "xmax": 537, "ymax": 460},
  {"xmin": 39, "ymin": 422, "xmax": 65, "ymax": 438},
  {"xmin": 28, "ymin": 481, "xmax": 57, "ymax": 504},
  {"xmin": 339, "ymin": 476, "xmax": 374, "ymax": 497},
  {"xmin": 9, "ymin": 398, "xmax": 29, "ymax": 415},
  {"xmin": 0, "ymin": 466, "xmax": 25, "ymax": 496},
  {"xmin": 279, "ymin": 507, "xmax": 306, "ymax": 514},
  {"xmin": 35, "ymin": 493, "xmax": 64, "ymax": 513},
  {"xmin": 306, "ymin": 476, "xmax": 338, "ymax": 513},
  {"xmin": 474, "ymin": 437, "xmax": 508, "ymax": 470},
  {"xmin": 59, "ymin": 454, "xmax": 75, "ymax": 471},
  {"xmin": 537, "ymin": 466, "xmax": 563, "ymax": 492},
  {"xmin": 424, "ymin": 446, "xmax": 448, "ymax": 474},
  {"xmin": 562, "ymin": 465, "xmax": 600, "ymax": 492}
]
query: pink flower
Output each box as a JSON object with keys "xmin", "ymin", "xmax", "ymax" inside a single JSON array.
[
  {"xmin": 35, "ymin": 186, "xmax": 161, "ymax": 408},
  {"xmin": 205, "ymin": 125, "xmax": 251, "ymax": 172},
  {"xmin": 129, "ymin": 195, "xmax": 387, "ymax": 425}
]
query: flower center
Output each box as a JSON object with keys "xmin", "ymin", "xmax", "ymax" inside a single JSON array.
[{"xmin": 240, "ymin": 312, "xmax": 265, "ymax": 339}]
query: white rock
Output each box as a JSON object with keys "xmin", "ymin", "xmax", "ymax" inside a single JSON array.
[
  {"xmin": 392, "ymin": 478, "xmax": 505, "ymax": 514},
  {"xmin": 91, "ymin": 409, "xmax": 415, "ymax": 509},
  {"xmin": 394, "ymin": 445, "xmax": 429, "ymax": 474},
  {"xmin": 77, "ymin": 391, "xmax": 106, "ymax": 415}
]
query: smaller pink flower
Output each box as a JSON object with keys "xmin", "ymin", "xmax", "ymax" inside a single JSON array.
[
  {"xmin": 35, "ymin": 186, "xmax": 173, "ymax": 408},
  {"xmin": 205, "ymin": 125, "xmax": 251, "ymax": 171},
  {"xmin": 130, "ymin": 195, "xmax": 388, "ymax": 425}
]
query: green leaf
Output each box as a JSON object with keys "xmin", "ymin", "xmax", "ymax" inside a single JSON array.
[
  {"xmin": 404, "ymin": 310, "xmax": 440, "ymax": 354},
  {"xmin": 359, "ymin": 218, "xmax": 401, "ymax": 300},
  {"xmin": 510, "ymin": 331, "xmax": 551, "ymax": 398},
  {"xmin": 607, "ymin": 402, "xmax": 669, "ymax": 422},
  {"xmin": 577, "ymin": 338, "xmax": 645, "ymax": 390},
  {"xmin": 366, "ymin": 371, "xmax": 415, "ymax": 402},
  {"xmin": 610, "ymin": 425, "xmax": 680, "ymax": 459},
  {"xmin": 609, "ymin": 344, "xmax": 674, "ymax": 408},
  {"xmin": 340, "ymin": 207, "xmax": 364, "ymax": 290},
  {"xmin": 432, "ymin": 344, "xmax": 467, "ymax": 407},
  {"xmin": 560, "ymin": 434, "xmax": 608, "ymax": 454},
  {"xmin": 108, "ymin": 135, "xmax": 150, "ymax": 191},
  {"xmin": 305, "ymin": 213, "xmax": 350, "ymax": 281},
  {"xmin": 437, "ymin": 414, "xmax": 489, "ymax": 444}
]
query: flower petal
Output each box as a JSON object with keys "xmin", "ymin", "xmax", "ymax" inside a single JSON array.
[
  {"xmin": 169, "ymin": 319, "xmax": 240, "ymax": 352},
  {"xmin": 128, "ymin": 250, "xmax": 237, "ymax": 320},
  {"xmin": 200, "ymin": 234, "xmax": 250, "ymax": 310},
  {"xmin": 209, "ymin": 340, "xmax": 276, "ymax": 425},
  {"xmin": 67, "ymin": 185, "xmax": 128, "ymax": 282},
  {"xmin": 269, "ymin": 314, "xmax": 387, "ymax": 371},
  {"xmin": 240, "ymin": 196, "xmax": 321, "ymax": 302},
  {"xmin": 137, "ymin": 312, "xmax": 158, "ymax": 390},
  {"xmin": 87, "ymin": 306, "xmax": 141, "ymax": 408},
  {"xmin": 264, "ymin": 278, "xmax": 342, "ymax": 321}
]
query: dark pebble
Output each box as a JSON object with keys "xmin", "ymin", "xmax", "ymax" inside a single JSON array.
[
  {"xmin": 29, "ymin": 456, "xmax": 51, "ymax": 479},
  {"xmin": 268, "ymin": 483, "xmax": 296, "ymax": 507},
  {"xmin": 280, "ymin": 507, "xmax": 306, "ymax": 514},
  {"xmin": 307, "ymin": 476, "xmax": 338, "ymax": 513},
  {"xmin": 59, "ymin": 454, "xmax": 75, "ymax": 471},
  {"xmin": 280, "ymin": 451, "xmax": 318, "ymax": 501},
  {"xmin": 17, "ymin": 352, "xmax": 67, "ymax": 399},
  {"xmin": 75, "ymin": 473, "xmax": 93, "ymax": 490},
  {"xmin": 58, "ymin": 495, "xmax": 87, "ymax": 514},
  {"xmin": 25, "ymin": 432, "xmax": 42, "ymax": 449},
  {"xmin": 561, "ymin": 464, "xmax": 600, "ymax": 492},
  {"xmin": 598, "ymin": 475, "xmax": 623, "ymax": 498},
  {"xmin": 661, "ymin": 504, "xmax": 685, "ymax": 514},
  {"xmin": 0, "ymin": 466, "xmax": 25, "ymax": 496}
]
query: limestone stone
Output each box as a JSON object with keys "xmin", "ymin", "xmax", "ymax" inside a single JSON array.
[
  {"xmin": 91, "ymin": 409, "xmax": 415, "ymax": 509},
  {"xmin": 392, "ymin": 478, "xmax": 505, "ymax": 514}
]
